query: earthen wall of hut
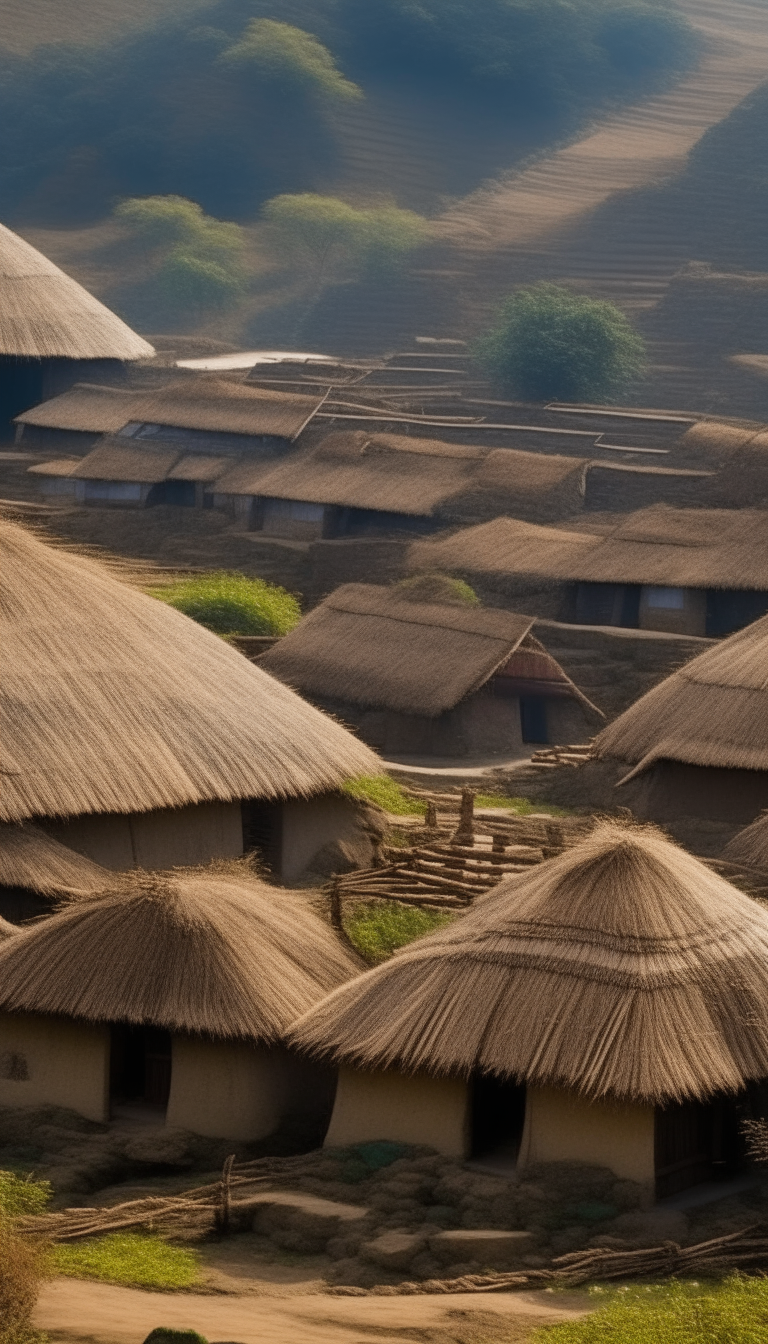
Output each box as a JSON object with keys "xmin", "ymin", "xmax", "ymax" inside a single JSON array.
[{"xmin": 0, "ymin": 1013, "xmax": 109, "ymax": 1122}]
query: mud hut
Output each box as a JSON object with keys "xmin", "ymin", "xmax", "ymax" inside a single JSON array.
[
  {"xmin": 0, "ymin": 521, "xmax": 379, "ymax": 878},
  {"xmin": 0, "ymin": 870, "xmax": 358, "ymax": 1138},
  {"xmin": 260, "ymin": 583, "xmax": 602, "ymax": 756},
  {"xmin": 292, "ymin": 823, "xmax": 768, "ymax": 1197},
  {"xmin": 0, "ymin": 224, "xmax": 153, "ymax": 436},
  {"xmin": 593, "ymin": 613, "xmax": 768, "ymax": 823},
  {"xmin": 0, "ymin": 822, "xmax": 109, "ymax": 923}
]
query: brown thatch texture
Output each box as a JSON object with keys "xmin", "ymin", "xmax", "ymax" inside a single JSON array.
[
  {"xmin": 0, "ymin": 870, "xmax": 358, "ymax": 1040},
  {"xmin": 409, "ymin": 517, "xmax": 601, "ymax": 579},
  {"xmin": 165, "ymin": 454, "xmax": 233, "ymax": 483},
  {"xmin": 291, "ymin": 822, "xmax": 768, "ymax": 1103},
  {"xmin": 0, "ymin": 916, "xmax": 17, "ymax": 940},
  {"xmin": 0, "ymin": 822, "xmax": 109, "ymax": 895},
  {"xmin": 69, "ymin": 439, "xmax": 181, "ymax": 483},
  {"xmin": 678, "ymin": 421, "xmax": 761, "ymax": 461},
  {"xmin": 721, "ymin": 812, "xmax": 768, "ymax": 873},
  {"xmin": 0, "ymin": 520, "xmax": 378, "ymax": 823},
  {"xmin": 15, "ymin": 378, "xmax": 324, "ymax": 441},
  {"xmin": 593, "ymin": 613, "xmax": 768, "ymax": 775},
  {"xmin": 16, "ymin": 384, "xmax": 146, "ymax": 433},
  {"xmin": 216, "ymin": 433, "xmax": 588, "ymax": 519},
  {"xmin": 27, "ymin": 458, "xmax": 84, "ymax": 478},
  {"xmin": 0, "ymin": 228, "xmax": 153, "ymax": 361},
  {"xmin": 261, "ymin": 584, "xmax": 534, "ymax": 716}
]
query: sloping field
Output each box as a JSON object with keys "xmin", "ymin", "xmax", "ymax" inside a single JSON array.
[{"xmin": 0, "ymin": 0, "xmax": 206, "ymax": 52}]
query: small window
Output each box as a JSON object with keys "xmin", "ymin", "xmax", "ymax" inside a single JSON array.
[{"xmin": 644, "ymin": 586, "xmax": 686, "ymax": 610}]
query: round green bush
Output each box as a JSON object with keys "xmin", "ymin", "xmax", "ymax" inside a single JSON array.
[
  {"xmin": 475, "ymin": 283, "xmax": 645, "ymax": 402},
  {"xmin": 149, "ymin": 573, "xmax": 301, "ymax": 636}
]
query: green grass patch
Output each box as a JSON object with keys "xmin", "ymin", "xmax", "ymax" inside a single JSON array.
[
  {"xmin": 344, "ymin": 900, "xmax": 454, "ymax": 963},
  {"xmin": 537, "ymin": 1276, "xmax": 768, "ymax": 1344},
  {"xmin": 0, "ymin": 1170, "xmax": 52, "ymax": 1220},
  {"xmin": 49, "ymin": 1233, "xmax": 200, "ymax": 1290},
  {"xmin": 474, "ymin": 794, "xmax": 571, "ymax": 815},
  {"xmin": 342, "ymin": 775, "xmax": 427, "ymax": 815},
  {"xmin": 147, "ymin": 572, "xmax": 301, "ymax": 636}
]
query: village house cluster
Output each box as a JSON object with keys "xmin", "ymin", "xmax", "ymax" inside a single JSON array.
[{"xmin": 3, "ymin": 219, "xmax": 768, "ymax": 1262}]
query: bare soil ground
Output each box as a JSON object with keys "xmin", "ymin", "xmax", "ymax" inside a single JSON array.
[{"xmin": 36, "ymin": 1277, "xmax": 589, "ymax": 1344}]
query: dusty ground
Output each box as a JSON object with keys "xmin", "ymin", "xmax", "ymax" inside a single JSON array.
[{"xmin": 35, "ymin": 1278, "xmax": 590, "ymax": 1344}]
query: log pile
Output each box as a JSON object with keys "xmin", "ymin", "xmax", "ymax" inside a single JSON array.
[{"xmin": 527, "ymin": 743, "xmax": 594, "ymax": 770}]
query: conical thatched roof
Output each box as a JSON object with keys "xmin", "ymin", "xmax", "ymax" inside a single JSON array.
[
  {"xmin": 0, "ymin": 521, "xmax": 378, "ymax": 823},
  {"xmin": 291, "ymin": 823, "xmax": 768, "ymax": 1103},
  {"xmin": 0, "ymin": 870, "xmax": 359, "ymax": 1039},
  {"xmin": 722, "ymin": 812, "xmax": 768, "ymax": 874},
  {"xmin": 0, "ymin": 822, "xmax": 109, "ymax": 896},
  {"xmin": 0, "ymin": 224, "xmax": 153, "ymax": 360},
  {"xmin": 593, "ymin": 613, "xmax": 768, "ymax": 778}
]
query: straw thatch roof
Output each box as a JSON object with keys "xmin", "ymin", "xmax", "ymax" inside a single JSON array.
[
  {"xmin": 16, "ymin": 384, "xmax": 145, "ymax": 434},
  {"xmin": 678, "ymin": 421, "xmax": 762, "ymax": 461},
  {"xmin": 261, "ymin": 584, "xmax": 597, "ymax": 718},
  {"xmin": 68, "ymin": 439, "xmax": 180, "ymax": 484},
  {"xmin": 16, "ymin": 378, "xmax": 325, "ymax": 441},
  {"xmin": 0, "ymin": 870, "xmax": 358, "ymax": 1040},
  {"xmin": 721, "ymin": 812, "xmax": 768, "ymax": 873},
  {"xmin": 166, "ymin": 454, "xmax": 233, "ymax": 483},
  {"xmin": 215, "ymin": 432, "xmax": 588, "ymax": 520},
  {"xmin": 409, "ymin": 517, "xmax": 600, "ymax": 580},
  {"xmin": 291, "ymin": 822, "xmax": 768, "ymax": 1103},
  {"xmin": 0, "ymin": 227, "xmax": 153, "ymax": 361},
  {"xmin": 27, "ymin": 458, "xmax": 83, "ymax": 478},
  {"xmin": 593, "ymin": 613, "xmax": 768, "ymax": 777},
  {"xmin": 0, "ymin": 917, "xmax": 17, "ymax": 941},
  {"xmin": 0, "ymin": 822, "xmax": 109, "ymax": 896},
  {"xmin": 0, "ymin": 520, "xmax": 378, "ymax": 824}
]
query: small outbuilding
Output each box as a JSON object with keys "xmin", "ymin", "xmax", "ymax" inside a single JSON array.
[
  {"xmin": 0, "ymin": 822, "xmax": 109, "ymax": 923},
  {"xmin": 593, "ymin": 613, "xmax": 768, "ymax": 823},
  {"xmin": 291, "ymin": 822, "xmax": 768, "ymax": 1198},
  {"xmin": 260, "ymin": 583, "xmax": 602, "ymax": 756},
  {"xmin": 0, "ymin": 869, "xmax": 358, "ymax": 1139},
  {"xmin": 1, "ymin": 520, "xmax": 379, "ymax": 878}
]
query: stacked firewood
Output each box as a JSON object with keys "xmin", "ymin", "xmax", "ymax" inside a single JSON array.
[{"xmin": 527, "ymin": 743, "xmax": 594, "ymax": 770}]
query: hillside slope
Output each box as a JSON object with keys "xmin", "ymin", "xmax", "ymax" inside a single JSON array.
[{"xmin": 0, "ymin": 0, "xmax": 205, "ymax": 52}]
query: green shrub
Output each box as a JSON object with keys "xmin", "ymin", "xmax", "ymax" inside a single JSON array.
[
  {"xmin": 149, "ymin": 573, "xmax": 301, "ymax": 637},
  {"xmin": 342, "ymin": 775, "xmax": 426, "ymax": 815},
  {"xmin": 0, "ymin": 1224, "xmax": 47, "ymax": 1344},
  {"xmin": 344, "ymin": 900, "xmax": 454, "ymax": 963},
  {"xmin": 49, "ymin": 1233, "xmax": 200, "ymax": 1291},
  {"xmin": 220, "ymin": 20, "xmax": 362, "ymax": 104},
  {"xmin": 536, "ymin": 1276, "xmax": 768, "ymax": 1344},
  {"xmin": 262, "ymin": 193, "xmax": 430, "ymax": 283},
  {"xmin": 143, "ymin": 1332, "xmax": 207, "ymax": 1344},
  {"xmin": 115, "ymin": 196, "xmax": 244, "ymax": 314},
  {"xmin": 156, "ymin": 250, "xmax": 241, "ymax": 311},
  {"xmin": 475, "ymin": 283, "xmax": 646, "ymax": 402},
  {"xmin": 0, "ymin": 1172, "xmax": 51, "ymax": 1221},
  {"xmin": 395, "ymin": 573, "xmax": 479, "ymax": 606}
]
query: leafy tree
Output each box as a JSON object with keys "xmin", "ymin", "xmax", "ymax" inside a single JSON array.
[
  {"xmin": 475, "ymin": 284, "xmax": 645, "ymax": 402},
  {"xmin": 219, "ymin": 20, "xmax": 362, "ymax": 104},
  {"xmin": 149, "ymin": 573, "xmax": 301, "ymax": 637},
  {"xmin": 262, "ymin": 193, "xmax": 430, "ymax": 282},
  {"xmin": 115, "ymin": 196, "xmax": 244, "ymax": 313}
]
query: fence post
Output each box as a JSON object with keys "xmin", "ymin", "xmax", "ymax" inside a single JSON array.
[{"xmin": 215, "ymin": 1153, "xmax": 235, "ymax": 1234}]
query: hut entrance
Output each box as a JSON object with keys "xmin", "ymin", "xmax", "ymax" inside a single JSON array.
[
  {"xmin": 520, "ymin": 697, "xmax": 548, "ymax": 744},
  {"xmin": 655, "ymin": 1095, "xmax": 744, "ymax": 1199},
  {"xmin": 471, "ymin": 1074, "xmax": 527, "ymax": 1163},
  {"xmin": 109, "ymin": 1024, "xmax": 172, "ymax": 1119}
]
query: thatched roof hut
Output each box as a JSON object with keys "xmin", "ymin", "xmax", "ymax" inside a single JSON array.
[
  {"xmin": 593, "ymin": 613, "xmax": 768, "ymax": 821},
  {"xmin": 261, "ymin": 584, "xmax": 601, "ymax": 756},
  {"xmin": 16, "ymin": 382, "xmax": 144, "ymax": 435},
  {"xmin": 0, "ymin": 521, "xmax": 378, "ymax": 875},
  {"xmin": 0, "ymin": 225, "xmax": 153, "ymax": 363},
  {"xmin": 292, "ymin": 822, "xmax": 768, "ymax": 1103},
  {"xmin": 410, "ymin": 516, "xmax": 600, "ymax": 581},
  {"xmin": 0, "ymin": 869, "xmax": 358, "ymax": 1137},
  {"xmin": 721, "ymin": 812, "xmax": 768, "ymax": 874},
  {"xmin": 291, "ymin": 823, "xmax": 768, "ymax": 1187},
  {"xmin": 0, "ymin": 821, "xmax": 109, "ymax": 922}
]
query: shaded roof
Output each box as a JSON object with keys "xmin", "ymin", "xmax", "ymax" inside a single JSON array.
[
  {"xmin": 216, "ymin": 432, "xmax": 589, "ymax": 519},
  {"xmin": 0, "ymin": 870, "xmax": 358, "ymax": 1041},
  {"xmin": 0, "ymin": 521, "xmax": 378, "ymax": 824},
  {"xmin": 16, "ymin": 378, "xmax": 325, "ymax": 441},
  {"xmin": 594, "ymin": 612, "xmax": 768, "ymax": 777},
  {"xmin": 0, "ymin": 225, "xmax": 153, "ymax": 361},
  {"xmin": 291, "ymin": 822, "xmax": 768, "ymax": 1103},
  {"xmin": 722, "ymin": 812, "xmax": 768, "ymax": 874},
  {"xmin": 0, "ymin": 917, "xmax": 17, "ymax": 941},
  {"xmin": 261, "ymin": 583, "xmax": 595, "ymax": 718},
  {"xmin": 0, "ymin": 822, "xmax": 109, "ymax": 896},
  {"xmin": 409, "ymin": 516, "xmax": 601, "ymax": 580},
  {"xmin": 166, "ymin": 454, "xmax": 233, "ymax": 483},
  {"xmin": 69, "ymin": 439, "xmax": 180, "ymax": 484}
]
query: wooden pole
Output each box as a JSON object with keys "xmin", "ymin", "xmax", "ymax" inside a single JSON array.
[
  {"xmin": 329, "ymin": 876, "xmax": 343, "ymax": 931},
  {"xmin": 215, "ymin": 1153, "xmax": 235, "ymax": 1235},
  {"xmin": 454, "ymin": 788, "xmax": 475, "ymax": 845}
]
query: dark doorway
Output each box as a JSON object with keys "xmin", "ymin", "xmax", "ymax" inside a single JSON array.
[
  {"xmin": 655, "ymin": 1095, "xmax": 744, "ymax": 1199},
  {"xmin": 0, "ymin": 885, "xmax": 51, "ymax": 924},
  {"xmin": 109, "ymin": 1024, "xmax": 172, "ymax": 1116},
  {"xmin": 520, "ymin": 696, "xmax": 548, "ymax": 743},
  {"xmin": 706, "ymin": 588, "xmax": 768, "ymax": 637},
  {"xmin": 146, "ymin": 480, "xmax": 196, "ymax": 507},
  {"xmin": 471, "ymin": 1073, "xmax": 527, "ymax": 1162},
  {"xmin": 241, "ymin": 799, "xmax": 283, "ymax": 875}
]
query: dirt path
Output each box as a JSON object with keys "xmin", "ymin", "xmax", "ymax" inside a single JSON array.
[
  {"xmin": 36, "ymin": 1279, "xmax": 590, "ymax": 1344},
  {"xmin": 437, "ymin": 0, "xmax": 768, "ymax": 255}
]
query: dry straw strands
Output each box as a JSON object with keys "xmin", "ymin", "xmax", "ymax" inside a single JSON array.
[
  {"xmin": 0, "ymin": 869, "xmax": 359, "ymax": 1039},
  {"xmin": 17, "ymin": 383, "xmax": 146, "ymax": 434},
  {"xmin": 0, "ymin": 224, "xmax": 153, "ymax": 360},
  {"xmin": 594, "ymin": 611, "xmax": 768, "ymax": 776},
  {"xmin": 0, "ymin": 520, "xmax": 378, "ymax": 823},
  {"xmin": 722, "ymin": 811, "xmax": 768, "ymax": 874},
  {"xmin": 0, "ymin": 822, "xmax": 108, "ymax": 896},
  {"xmin": 291, "ymin": 822, "xmax": 768, "ymax": 1104},
  {"xmin": 68, "ymin": 439, "xmax": 181, "ymax": 483}
]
